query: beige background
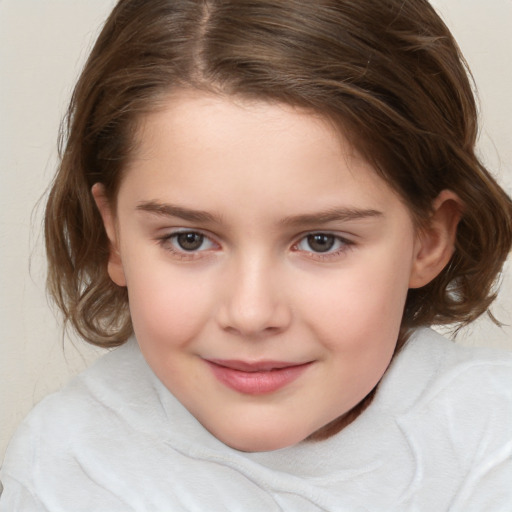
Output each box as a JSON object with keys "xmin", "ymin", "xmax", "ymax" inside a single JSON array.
[{"xmin": 1, "ymin": 0, "xmax": 511, "ymax": 459}]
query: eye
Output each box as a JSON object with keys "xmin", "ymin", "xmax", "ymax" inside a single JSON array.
[
  {"xmin": 175, "ymin": 232, "xmax": 206, "ymax": 251},
  {"xmin": 161, "ymin": 230, "xmax": 218, "ymax": 253},
  {"xmin": 294, "ymin": 233, "xmax": 351, "ymax": 254},
  {"xmin": 303, "ymin": 234, "xmax": 336, "ymax": 253}
]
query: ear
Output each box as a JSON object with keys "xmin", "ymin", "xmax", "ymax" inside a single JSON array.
[
  {"xmin": 91, "ymin": 183, "xmax": 127, "ymax": 287},
  {"xmin": 409, "ymin": 190, "xmax": 462, "ymax": 289}
]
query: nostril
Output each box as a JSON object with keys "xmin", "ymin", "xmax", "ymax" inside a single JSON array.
[{"xmin": 217, "ymin": 301, "xmax": 292, "ymax": 337}]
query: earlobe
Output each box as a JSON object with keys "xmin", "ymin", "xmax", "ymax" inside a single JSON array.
[
  {"xmin": 409, "ymin": 190, "xmax": 462, "ymax": 289},
  {"xmin": 91, "ymin": 183, "xmax": 127, "ymax": 287}
]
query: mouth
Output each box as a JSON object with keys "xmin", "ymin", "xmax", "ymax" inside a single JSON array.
[{"xmin": 204, "ymin": 359, "xmax": 313, "ymax": 395}]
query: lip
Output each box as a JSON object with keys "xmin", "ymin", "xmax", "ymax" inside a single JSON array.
[{"xmin": 205, "ymin": 359, "xmax": 312, "ymax": 395}]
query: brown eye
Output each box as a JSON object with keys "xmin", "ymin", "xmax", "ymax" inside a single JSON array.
[
  {"xmin": 306, "ymin": 234, "xmax": 336, "ymax": 253},
  {"xmin": 176, "ymin": 232, "xmax": 205, "ymax": 251},
  {"xmin": 295, "ymin": 233, "xmax": 351, "ymax": 257}
]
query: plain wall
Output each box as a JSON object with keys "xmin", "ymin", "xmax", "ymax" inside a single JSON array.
[{"xmin": 1, "ymin": 0, "xmax": 511, "ymax": 459}]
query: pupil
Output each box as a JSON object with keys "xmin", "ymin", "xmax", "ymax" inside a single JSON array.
[
  {"xmin": 177, "ymin": 232, "xmax": 203, "ymax": 251},
  {"xmin": 308, "ymin": 234, "xmax": 335, "ymax": 253}
]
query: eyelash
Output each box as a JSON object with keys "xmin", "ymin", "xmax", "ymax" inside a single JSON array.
[
  {"xmin": 157, "ymin": 230, "xmax": 354, "ymax": 261},
  {"xmin": 292, "ymin": 232, "xmax": 354, "ymax": 260},
  {"xmin": 157, "ymin": 230, "xmax": 219, "ymax": 260}
]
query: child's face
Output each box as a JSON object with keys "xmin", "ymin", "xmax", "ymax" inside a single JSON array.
[{"xmin": 99, "ymin": 91, "xmax": 427, "ymax": 452}]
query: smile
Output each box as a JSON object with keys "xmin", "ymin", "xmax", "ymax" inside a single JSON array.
[{"xmin": 205, "ymin": 359, "xmax": 313, "ymax": 395}]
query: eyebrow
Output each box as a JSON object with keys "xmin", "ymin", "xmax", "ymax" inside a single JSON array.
[
  {"xmin": 136, "ymin": 201, "xmax": 222, "ymax": 223},
  {"xmin": 136, "ymin": 201, "xmax": 383, "ymax": 227},
  {"xmin": 280, "ymin": 207, "xmax": 383, "ymax": 227},
  {"xmin": 136, "ymin": 200, "xmax": 383, "ymax": 226}
]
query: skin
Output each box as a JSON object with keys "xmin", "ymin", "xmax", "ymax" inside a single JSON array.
[{"xmin": 94, "ymin": 90, "xmax": 459, "ymax": 452}]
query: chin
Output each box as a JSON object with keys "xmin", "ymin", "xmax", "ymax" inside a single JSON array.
[
  {"xmin": 226, "ymin": 437, "xmax": 300, "ymax": 453},
  {"xmin": 212, "ymin": 423, "xmax": 312, "ymax": 453}
]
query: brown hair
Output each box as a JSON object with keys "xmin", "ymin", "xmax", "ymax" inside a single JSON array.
[{"xmin": 46, "ymin": 0, "xmax": 512, "ymax": 352}]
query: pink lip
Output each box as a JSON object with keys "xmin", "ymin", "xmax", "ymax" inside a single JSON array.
[{"xmin": 205, "ymin": 359, "xmax": 312, "ymax": 395}]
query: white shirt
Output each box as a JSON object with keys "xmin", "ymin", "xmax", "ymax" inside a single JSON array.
[{"xmin": 1, "ymin": 328, "xmax": 511, "ymax": 511}]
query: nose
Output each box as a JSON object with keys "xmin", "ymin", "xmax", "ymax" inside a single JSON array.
[{"xmin": 217, "ymin": 256, "xmax": 292, "ymax": 338}]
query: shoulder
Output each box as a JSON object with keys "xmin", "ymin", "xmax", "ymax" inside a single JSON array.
[
  {"xmin": 376, "ymin": 327, "xmax": 512, "ymax": 431},
  {"xmin": 417, "ymin": 327, "xmax": 511, "ymax": 389},
  {"xmin": 404, "ymin": 327, "xmax": 512, "ymax": 420},
  {"xmin": 383, "ymin": 327, "xmax": 512, "ymax": 409},
  {"xmin": 386, "ymin": 328, "xmax": 512, "ymax": 424},
  {"xmin": 9, "ymin": 338, "xmax": 148, "ymax": 434},
  {"xmin": 378, "ymin": 328, "xmax": 512, "ymax": 460},
  {"xmin": 1, "ymin": 339, "xmax": 161, "ymax": 486},
  {"xmin": 385, "ymin": 328, "xmax": 512, "ymax": 504}
]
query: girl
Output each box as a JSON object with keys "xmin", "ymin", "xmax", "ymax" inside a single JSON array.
[{"xmin": 1, "ymin": 0, "xmax": 512, "ymax": 509}]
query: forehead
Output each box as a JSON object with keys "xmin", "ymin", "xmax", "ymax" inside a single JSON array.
[{"xmin": 131, "ymin": 90, "xmax": 352, "ymax": 161}]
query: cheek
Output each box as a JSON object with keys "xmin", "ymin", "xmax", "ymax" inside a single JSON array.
[
  {"xmin": 300, "ymin": 250, "xmax": 412, "ymax": 352},
  {"xmin": 124, "ymin": 260, "xmax": 214, "ymax": 348}
]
